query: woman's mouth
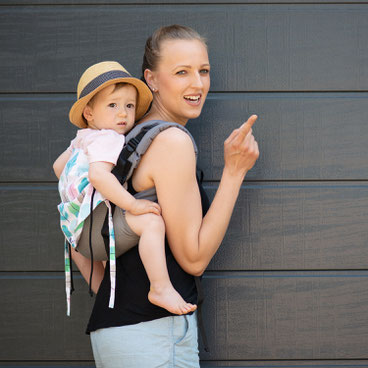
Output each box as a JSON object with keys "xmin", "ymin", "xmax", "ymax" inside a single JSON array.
[{"xmin": 183, "ymin": 94, "xmax": 201, "ymax": 106}]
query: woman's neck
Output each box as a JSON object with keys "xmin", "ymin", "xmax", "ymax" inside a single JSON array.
[{"xmin": 140, "ymin": 103, "xmax": 187, "ymax": 126}]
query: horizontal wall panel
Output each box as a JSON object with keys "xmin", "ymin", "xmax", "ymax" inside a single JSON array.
[
  {"xmin": 2, "ymin": 93, "xmax": 368, "ymax": 182},
  {"xmin": 0, "ymin": 95, "xmax": 77, "ymax": 182},
  {"xmin": 0, "ymin": 274, "xmax": 94, "ymax": 361},
  {"xmin": 3, "ymin": 1, "xmax": 368, "ymax": 4},
  {"xmin": 0, "ymin": 185, "xmax": 64, "ymax": 271},
  {"xmin": 207, "ymin": 182, "xmax": 368, "ymax": 271},
  {"xmin": 0, "ymin": 364, "xmax": 94, "ymax": 367},
  {"xmin": 192, "ymin": 92, "xmax": 368, "ymax": 181},
  {"xmin": 201, "ymin": 362, "xmax": 368, "ymax": 367},
  {"xmin": 1, "ymin": 5, "xmax": 368, "ymax": 92},
  {"xmin": 201, "ymin": 271, "xmax": 368, "ymax": 360},
  {"xmin": 2, "ymin": 272, "xmax": 368, "ymax": 360},
  {"xmin": 3, "ymin": 359, "xmax": 368, "ymax": 365},
  {"xmin": 2, "ymin": 182, "xmax": 368, "ymax": 271}
]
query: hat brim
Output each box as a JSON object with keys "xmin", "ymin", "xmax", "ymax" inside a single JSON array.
[{"xmin": 69, "ymin": 77, "xmax": 152, "ymax": 129}]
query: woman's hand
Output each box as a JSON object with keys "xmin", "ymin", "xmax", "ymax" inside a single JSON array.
[{"xmin": 224, "ymin": 114, "xmax": 259, "ymax": 178}]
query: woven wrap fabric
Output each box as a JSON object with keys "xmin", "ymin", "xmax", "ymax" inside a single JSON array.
[{"xmin": 58, "ymin": 146, "xmax": 116, "ymax": 315}]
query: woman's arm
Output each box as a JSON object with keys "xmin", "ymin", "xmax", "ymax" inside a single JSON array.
[{"xmin": 145, "ymin": 115, "xmax": 259, "ymax": 276}]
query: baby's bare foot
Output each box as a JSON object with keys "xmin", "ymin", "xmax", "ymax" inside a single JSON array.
[{"xmin": 148, "ymin": 285, "xmax": 197, "ymax": 315}]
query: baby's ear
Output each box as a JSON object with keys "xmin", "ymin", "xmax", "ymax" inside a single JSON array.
[{"xmin": 83, "ymin": 105, "xmax": 93, "ymax": 122}]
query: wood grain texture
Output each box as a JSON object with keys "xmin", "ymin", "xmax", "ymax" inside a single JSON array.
[
  {"xmin": 207, "ymin": 182, "xmax": 368, "ymax": 271},
  {"xmin": 2, "ymin": 272, "xmax": 368, "ymax": 360},
  {"xmin": 2, "ymin": 1, "xmax": 368, "ymax": 365},
  {"xmin": 3, "ymin": 0, "xmax": 368, "ymax": 4},
  {"xmin": 0, "ymin": 274, "xmax": 95, "ymax": 361},
  {"xmin": 0, "ymin": 185, "xmax": 62, "ymax": 271},
  {"xmin": 190, "ymin": 92, "xmax": 368, "ymax": 181},
  {"xmin": 2, "ymin": 183, "xmax": 368, "ymax": 272},
  {"xmin": 1, "ymin": 362, "xmax": 368, "ymax": 368},
  {"xmin": 2, "ymin": 93, "xmax": 368, "ymax": 182},
  {"xmin": 201, "ymin": 362, "xmax": 368, "ymax": 367},
  {"xmin": 0, "ymin": 364, "xmax": 94, "ymax": 367},
  {"xmin": 200, "ymin": 272, "xmax": 368, "ymax": 360},
  {"xmin": 1, "ymin": 5, "xmax": 368, "ymax": 92},
  {"xmin": 0, "ymin": 95, "xmax": 77, "ymax": 182}
]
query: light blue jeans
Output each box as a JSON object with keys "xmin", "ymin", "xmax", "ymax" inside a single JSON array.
[{"xmin": 90, "ymin": 312, "xmax": 200, "ymax": 368}]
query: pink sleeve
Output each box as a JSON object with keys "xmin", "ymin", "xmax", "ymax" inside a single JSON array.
[
  {"xmin": 85, "ymin": 130, "xmax": 125, "ymax": 165},
  {"xmin": 66, "ymin": 137, "xmax": 76, "ymax": 152}
]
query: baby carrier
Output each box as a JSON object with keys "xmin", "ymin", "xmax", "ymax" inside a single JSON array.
[
  {"xmin": 61, "ymin": 121, "xmax": 197, "ymax": 313},
  {"xmin": 61, "ymin": 120, "xmax": 209, "ymax": 351}
]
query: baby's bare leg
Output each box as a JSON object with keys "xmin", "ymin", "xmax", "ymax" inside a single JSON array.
[{"xmin": 125, "ymin": 211, "xmax": 196, "ymax": 315}]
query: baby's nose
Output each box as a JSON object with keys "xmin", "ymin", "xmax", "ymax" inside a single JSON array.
[{"xmin": 118, "ymin": 108, "xmax": 127, "ymax": 117}]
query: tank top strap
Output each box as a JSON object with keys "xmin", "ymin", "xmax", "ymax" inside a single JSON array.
[{"xmin": 126, "ymin": 177, "xmax": 138, "ymax": 195}]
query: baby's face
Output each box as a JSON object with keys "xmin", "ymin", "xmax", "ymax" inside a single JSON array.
[{"xmin": 86, "ymin": 83, "xmax": 137, "ymax": 134}]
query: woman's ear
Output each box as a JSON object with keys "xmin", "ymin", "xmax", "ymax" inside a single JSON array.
[
  {"xmin": 144, "ymin": 69, "xmax": 157, "ymax": 92},
  {"xmin": 83, "ymin": 105, "xmax": 93, "ymax": 122}
]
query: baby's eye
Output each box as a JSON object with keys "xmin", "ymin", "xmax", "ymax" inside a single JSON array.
[
  {"xmin": 108, "ymin": 103, "xmax": 117, "ymax": 108},
  {"xmin": 127, "ymin": 103, "xmax": 135, "ymax": 109}
]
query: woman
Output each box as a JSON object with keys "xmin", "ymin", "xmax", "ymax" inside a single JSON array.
[{"xmin": 70, "ymin": 25, "xmax": 259, "ymax": 367}]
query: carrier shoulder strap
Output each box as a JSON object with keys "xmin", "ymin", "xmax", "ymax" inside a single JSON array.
[{"xmin": 111, "ymin": 120, "xmax": 198, "ymax": 185}]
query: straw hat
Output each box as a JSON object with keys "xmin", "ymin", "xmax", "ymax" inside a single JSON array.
[{"xmin": 69, "ymin": 61, "xmax": 152, "ymax": 128}]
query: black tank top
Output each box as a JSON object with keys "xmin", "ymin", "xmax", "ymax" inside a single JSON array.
[{"xmin": 86, "ymin": 173, "xmax": 209, "ymax": 334}]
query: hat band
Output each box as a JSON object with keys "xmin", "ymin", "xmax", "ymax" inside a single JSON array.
[{"xmin": 79, "ymin": 70, "xmax": 132, "ymax": 99}]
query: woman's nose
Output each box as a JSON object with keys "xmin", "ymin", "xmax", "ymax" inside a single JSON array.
[{"xmin": 191, "ymin": 72, "xmax": 204, "ymax": 89}]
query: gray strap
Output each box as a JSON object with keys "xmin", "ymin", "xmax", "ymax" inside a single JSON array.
[{"xmin": 123, "ymin": 120, "xmax": 198, "ymax": 183}]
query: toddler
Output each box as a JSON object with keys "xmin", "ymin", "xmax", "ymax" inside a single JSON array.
[{"xmin": 54, "ymin": 61, "xmax": 196, "ymax": 315}]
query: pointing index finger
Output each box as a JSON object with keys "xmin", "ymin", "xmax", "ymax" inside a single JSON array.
[{"xmin": 237, "ymin": 114, "xmax": 258, "ymax": 138}]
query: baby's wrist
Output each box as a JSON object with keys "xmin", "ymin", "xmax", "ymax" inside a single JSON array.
[{"xmin": 124, "ymin": 197, "xmax": 137, "ymax": 212}]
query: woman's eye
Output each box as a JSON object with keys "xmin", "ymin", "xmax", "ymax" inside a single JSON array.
[
  {"xmin": 127, "ymin": 103, "xmax": 135, "ymax": 109},
  {"xmin": 200, "ymin": 69, "xmax": 210, "ymax": 75},
  {"xmin": 108, "ymin": 103, "xmax": 117, "ymax": 108},
  {"xmin": 176, "ymin": 70, "xmax": 186, "ymax": 75}
]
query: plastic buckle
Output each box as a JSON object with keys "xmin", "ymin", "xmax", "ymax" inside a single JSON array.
[{"xmin": 126, "ymin": 137, "xmax": 140, "ymax": 152}]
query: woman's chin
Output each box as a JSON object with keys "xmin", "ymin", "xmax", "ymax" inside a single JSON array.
[{"xmin": 184, "ymin": 106, "xmax": 204, "ymax": 120}]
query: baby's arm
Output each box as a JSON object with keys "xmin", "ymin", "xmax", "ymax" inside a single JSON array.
[
  {"xmin": 89, "ymin": 161, "xmax": 161, "ymax": 216},
  {"xmin": 53, "ymin": 150, "xmax": 72, "ymax": 179}
]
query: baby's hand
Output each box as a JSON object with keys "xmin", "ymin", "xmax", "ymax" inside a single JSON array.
[{"xmin": 129, "ymin": 199, "xmax": 161, "ymax": 216}]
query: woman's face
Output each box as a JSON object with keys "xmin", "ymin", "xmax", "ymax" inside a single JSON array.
[{"xmin": 149, "ymin": 39, "xmax": 210, "ymax": 125}]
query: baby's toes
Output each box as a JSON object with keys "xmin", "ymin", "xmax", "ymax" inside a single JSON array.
[{"xmin": 188, "ymin": 303, "xmax": 197, "ymax": 312}]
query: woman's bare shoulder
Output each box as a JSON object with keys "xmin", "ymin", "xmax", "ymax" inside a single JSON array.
[
  {"xmin": 133, "ymin": 126, "xmax": 196, "ymax": 190},
  {"xmin": 153, "ymin": 126, "xmax": 193, "ymax": 146},
  {"xmin": 145, "ymin": 126, "xmax": 195, "ymax": 160}
]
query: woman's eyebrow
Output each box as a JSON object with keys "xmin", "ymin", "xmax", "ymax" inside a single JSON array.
[
  {"xmin": 174, "ymin": 65, "xmax": 191, "ymax": 69},
  {"xmin": 174, "ymin": 63, "xmax": 211, "ymax": 69}
]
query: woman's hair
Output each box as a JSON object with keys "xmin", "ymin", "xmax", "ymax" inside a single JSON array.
[{"xmin": 141, "ymin": 24, "xmax": 207, "ymax": 81}]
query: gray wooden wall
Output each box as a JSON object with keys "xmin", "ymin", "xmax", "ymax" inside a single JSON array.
[{"xmin": 1, "ymin": 1, "xmax": 368, "ymax": 367}]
